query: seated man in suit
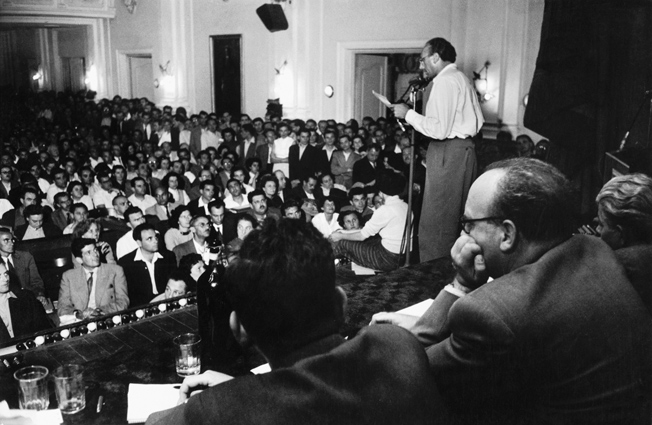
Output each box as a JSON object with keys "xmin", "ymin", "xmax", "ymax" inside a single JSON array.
[
  {"xmin": 291, "ymin": 175, "xmax": 317, "ymax": 202},
  {"xmin": 146, "ymin": 219, "xmax": 444, "ymax": 425},
  {"xmin": 118, "ymin": 223, "xmax": 177, "ymax": 308},
  {"xmin": 58, "ymin": 238, "xmax": 129, "ymax": 319},
  {"xmin": 247, "ymin": 190, "xmax": 281, "ymax": 227},
  {"xmin": 146, "ymin": 187, "xmax": 173, "ymax": 222},
  {"xmin": 0, "ymin": 262, "xmax": 52, "ymax": 345},
  {"xmin": 352, "ymin": 143, "xmax": 383, "ymax": 188},
  {"xmin": 15, "ymin": 204, "xmax": 62, "ymax": 241},
  {"xmin": 187, "ymin": 180, "xmax": 216, "ymax": 217},
  {"xmin": 0, "ymin": 227, "xmax": 46, "ymax": 305},
  {"xmin": 372, "ymin": 158, "xmax": 652, "ymax": 424},
  {"xmin": 51, "ymin": 192, "xmax": 74, "ymax": 231},
  {"xmin": 150, "ymin": 270, "xmax": 191, "ymax": 303},
  {"xmin": 173, "ymin": 215, "xmax": 212, "ymax": 266},
  {"xmin": 1, "ymin": 186, "xmax": 39, "ymax": 230}
]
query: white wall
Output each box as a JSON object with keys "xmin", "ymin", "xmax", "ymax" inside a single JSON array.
[{"xmin": 105, "ymin": 0, "xmax": 545, "ymax": 138}]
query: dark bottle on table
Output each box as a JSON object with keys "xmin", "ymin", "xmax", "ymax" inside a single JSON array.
[{"xmin": 196, "ymin": 250, "xmax": 243, "ymax": 371}]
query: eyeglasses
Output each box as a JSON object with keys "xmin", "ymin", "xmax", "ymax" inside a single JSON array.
[
  {"xmin": 459, "ymin": 216, "xmax": 504, "ymax": 234},
  {"xmin": 418, "ymin": 54, "xmax": 432, "ymax": 64}
]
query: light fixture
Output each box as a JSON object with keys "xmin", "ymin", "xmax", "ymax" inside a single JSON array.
[
  {"xmin": 157, "ymin": 61, "xmax": 173, "ymax": 89},
  {"xmin": 32, "ymin": 72, "xmax": 42, "ymax": 81},
  {"xmin": 324, "ymin": 85, "xmax": 334, "ymax": 98},
  {"xmin": 473, "ymin": 61, "xmax": 494, "ymax": 103}
]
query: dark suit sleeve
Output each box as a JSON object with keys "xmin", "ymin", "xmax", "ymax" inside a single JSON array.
[
  {"xmin": 423, "ymin": 294, "xmax": 516, "ymax": 410},
  {"xmin": 23, "ymin": 252, "xmax": 45, "ymax": 297}
]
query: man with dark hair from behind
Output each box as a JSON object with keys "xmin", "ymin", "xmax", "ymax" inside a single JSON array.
[
  {"xmin": 372, "ymin": 158, "xmax": 652, "ymax": 424},
  {"xmin": 146, "ymin": 219, "xmax": 445, "ymax": 425}
]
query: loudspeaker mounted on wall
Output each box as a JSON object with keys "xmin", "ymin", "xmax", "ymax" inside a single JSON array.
[{"xmin": 256, "ymin": 4, "xmax": 288, "ymax": 32}]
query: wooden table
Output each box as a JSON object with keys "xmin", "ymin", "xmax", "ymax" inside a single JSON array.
[{"xmin": 0, "ymin": 306, "xmax": 210, "ymax": 424}]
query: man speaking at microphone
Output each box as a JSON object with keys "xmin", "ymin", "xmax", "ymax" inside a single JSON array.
[{"xmin": 392, "ymin": 37, "xmax": 484, "ymax": 262}]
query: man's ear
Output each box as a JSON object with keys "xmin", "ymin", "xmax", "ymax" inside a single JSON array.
[
  {"xmin": 499, "ymin": 219, "xmax": 518, "ymax": 252},
  {"xmin": 74, "ymin": 256, "xmax": 83, "ymax": 265},
  {"xmin": 229, "ymin": 311, "xmax": 250, "ymax": 347}
]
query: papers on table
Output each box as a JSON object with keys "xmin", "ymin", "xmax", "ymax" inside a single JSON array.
[
  {"xmin": 127, "ymin": 384, "xmax": 179, "ymax": 424},
  {"xmin": 0, "ymin": 400, "xmax": 63, "ymax": 425},
  {"xmin": 397, "ymin": 299, "xmax": 434, "ymax": 317},
  {"xmin": 250, "ymin": 363, "xmax": 271, "ymax": 375},
  {"xmin": 351, "ymin": 262, "xmax": 376, "ymax": 275}
]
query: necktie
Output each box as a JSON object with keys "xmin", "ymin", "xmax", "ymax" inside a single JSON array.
[
  {"xmin": 5, "ymin": 258, "xmax": 14, "ymax": 273},
  {"xmin": 166, "ymin": 206, "xmax": 171, "ymax": 220},
  {"xmin": 87, "ymin": 272, "xmax": 93, "ymax": 294}
]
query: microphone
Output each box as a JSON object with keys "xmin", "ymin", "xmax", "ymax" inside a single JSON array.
[{"xmin": 409, "ymin": 75, "xmax": 429, "ymax": 90}]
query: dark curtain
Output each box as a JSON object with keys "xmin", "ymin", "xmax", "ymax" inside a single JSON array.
[{"xmin": 524, "ymin": 0, "xmax": 652, "ymax": 216}]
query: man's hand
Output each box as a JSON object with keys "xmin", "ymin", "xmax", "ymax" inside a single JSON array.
[
  {"xmin": 97, "ymin": 241, "xmax": 111, "ymax": 256},
  {"xmin": 391, "ymin": 103, "xmax": 411, "ymax": 119},
  {"xmin": 369, "ymin": 312, "xmax": 419, "ymax": 331},
  {"xmin": 177, "ymin": 371, "xmax": 234, "ymax": 405},
  {"xmin": 329, "ymin": 231, "xmax": 344, "ymax": 243},
  {"xmin": 450, "ymin": 234, "xmax": 489, "ymax": 289}
]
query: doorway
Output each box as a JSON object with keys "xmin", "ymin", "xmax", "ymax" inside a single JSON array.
[
  {"xmin": 210, "ymin": 34, "xmax": 242, "ymax": 116},
  {"xmin": 129, "ymin": 55, "xmax": 154, "ymax": 100},
  {"xmin": 61, "ymin": 57, "xmax": 86, "ymax": 92}
]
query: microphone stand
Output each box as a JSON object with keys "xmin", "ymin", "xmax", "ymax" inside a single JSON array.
[
  {"xmin": 402, "ymin": 82, "xmax": 427, "ymax": 267},
  {"xmin": 618, "ymin": 89, "xmax": 652, "ymax": 152}
]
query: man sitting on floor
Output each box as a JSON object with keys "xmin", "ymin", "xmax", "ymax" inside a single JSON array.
[
  {"xmin": 146, "ymin": 219, "xmax": 445, "ymax": 425},
  {"xmin": 372, "ymin": 158, "xmax": 652, "ymax": 424},
  {"xmin": 330, "ymin": 173, "xmax": 410, "ymax": 271}
]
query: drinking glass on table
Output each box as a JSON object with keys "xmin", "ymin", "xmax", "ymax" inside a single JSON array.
[
  {"xmin": 13, "ymin": 365, "xmax": 50, "ymax": 411},
  {"xmin": 174, "ymin": 333, "xmax": 201, "ymax": 377},
  {"xmin": 53, "ymin": 364, "xmax": 86, "ymax": 414}
]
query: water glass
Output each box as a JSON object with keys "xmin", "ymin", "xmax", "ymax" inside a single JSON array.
[
  {"xmin": 53, "ymin": 364, "xmax": 86, "ymax": 415},
  {"xmin": 14, "ymin": 365, "xmax": 50, "ymax": 411},
  {"xmin": 174, "ymin": 333, "xmax": 201, "ymax": 377}
]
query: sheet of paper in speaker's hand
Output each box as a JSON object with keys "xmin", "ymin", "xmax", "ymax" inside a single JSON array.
[{"xmin": 372, "ymin": 90, "xmax": 393, "ymax": 108}]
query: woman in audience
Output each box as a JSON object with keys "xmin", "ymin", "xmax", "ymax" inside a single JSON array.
[
  {"xmin": 225, "ymin": 213, "xmax": 257, "ymax": 262},
  {"xmin": 67, "ymin": 180, "xmax": 94, "ymax": 211},
  {"xmin": 162, "ymin": 171, "xmax": 189, "ymax": 211},
  {"xmin": 152, "ymin": 156, "xmax": 171, "ymax": 180},
  {"xmin": 71, "ymin": 218, "xmax": 116, "ymax": 265},
  {"xmin": 164, "ymin": 205, "xmax": 193, "ymax": 251},
  {"xmin": 260, "ymin": 174, "xmax": 283, "ymax": 209},
  {"xmin": 315, "ymin": 172, "xmax": 348, "ymax": 212},
  {"xmin": 111, "ymin": 165, "xmax": 129, "ymax": 194},
  {"xmin": 338, "ymin": 210, "xmax": 363, "ymax": 231},
  {"xmin": 353, "ymin": 135, "xmax": 367, "ymax": 158},
  {"xmin": 596, "ymin": 173, "xmax": 652, "ymax": 313},
  {"xmin": 311, "ymin": 197, "xmax": 341, "ymax": 238},
  {"xmin": 179, "ymin": 253, "xmax": 206, "ymax": 284}
]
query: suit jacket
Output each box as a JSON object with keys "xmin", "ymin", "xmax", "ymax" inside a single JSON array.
[
  {"xmin": 0, "ymin": 181, "xmax": 19, "ymax": 200},
  {"xmin": 146, "ymin": 325, "xmax": 446, "ymax": 425},
  {"xmin": 15, "ymin": 223, "xmax": 62, "ymax": 241},
  {"xmin": 51, "ymin": 209, "xmax": 72, "ymax": 231},
  {"xmin": 352, "ymin": 158, "xmax": 383, "ymax": 186},
  {"xmin": 615, "ymin": 244, "xmax": 652, "ymax": 315},
  {"xmin": 1, "ymin": 208, "xmax": 22, "ymax": 230},
  {"xmin": 118, "ymin": 249, "xmax": 178, "ymax": 308},
  {"xmin": 146, "ymin": 203, "xmax": 172, "ymax": 221},
  {"xmin": 236, "ymin": 139, "xmax": 257, "ymax": 165},
  {"xmin": 57, "ymin": 263, "xmax": 129, "ymax": 316},
  {"xmin": 289, "ymin": 144, "xmax": 322, "ymax": 182},
  {"xmin": 173, "ymin": 239, "xmax": 198, "ymax": 265},
  {"xmin": 290, "ymin": 187, "xmax": 315, "ymax": 202},
  {"xmin": 256, "ymin": 144, "xmax": 272, "ymax": 173},
  {"xmin": 0, "ymin": 289, "xmax": 52, "ymax": 345},
  {"xmin": 412, "ymin": 235, "xmax": 652, "ymax": 424},
  {"xmin": 330, "ymin": 151, "xmax": 361, "ymax": 189},
  {"xmin": 187, "ymin": 198, "xmax": 212, "ymax": 217},
  {"xmin": 7, "ymin": 251, "xmax": 45, "ymax": 297},
  {"xmin": 316, "ymin": 149, "xmax": 333, "ymax": 177}
]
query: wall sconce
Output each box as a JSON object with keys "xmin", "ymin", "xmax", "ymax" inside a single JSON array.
[
  {"xmin": 31, "ymin": 72, "xmax": 42, "ymax": 81},
  {"xmin": 157, "ymin": 60, "xmax": 173, "ymax": 89},
  {"xmin": 324, "ymin": 85, "xmax": 334, "ymax": 98},
  {"xmin": 275, "ymin": 60, "xmax": 288, "ymax": 75},
  {"xmin": 473, "ymin": 61, "xmax": 494, "ymax": 103}
]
